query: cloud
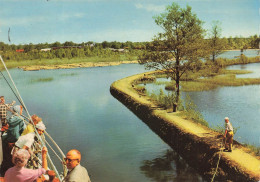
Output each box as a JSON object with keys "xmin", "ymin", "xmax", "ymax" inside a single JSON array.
[
  {"xmin": 0, "ymin": 16, "xmax": 48, "ymax": 27},
  {"xmin": 0, "ymin": 12, "xmax": 86, "ymax": 27},
  {"xmin": 59, "ymin": 13, "xmax": 85, "ymax": 21},
  {"xmin": 135, "ymin": 3, "xmax": 165, "ymax": 13}
]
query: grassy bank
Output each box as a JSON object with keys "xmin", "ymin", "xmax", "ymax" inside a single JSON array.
[{"xmin": 1, "ymin": 54, "xmax": 138, "ymax": 69}]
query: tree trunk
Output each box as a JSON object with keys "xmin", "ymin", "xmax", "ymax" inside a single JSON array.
[{"xmin": 173, "ymin": 58, "xmax": 180, "ymax": 112}]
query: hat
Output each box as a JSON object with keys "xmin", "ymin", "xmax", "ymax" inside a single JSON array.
[
  {"xmin": 13, "ymin": 105, "xmax": 21, "ymax": 114},
  {"xmin": 224, "ymin": 117, "xmax": 229, "ymax": 120},
  {"xmin": 35, "ymin": 121, "xmax": 46, "ymax": 131}
]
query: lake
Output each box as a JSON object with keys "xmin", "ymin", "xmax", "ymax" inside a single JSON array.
[
  {"xmin": 0, "ymin": 49, "xmax": 258, "ymax": 181},
  {"xmin": 0, "ymin": 64, "xmax": 205, "ymax": 181}
]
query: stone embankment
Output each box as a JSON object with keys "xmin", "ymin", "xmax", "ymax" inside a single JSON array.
[
  {"xmin": 19, "ymin": 60, "xmax": 138, "ymax": 71},
  {"xmin": 110, "ymin": 71, "xmax": 260, "ymax": 182}
]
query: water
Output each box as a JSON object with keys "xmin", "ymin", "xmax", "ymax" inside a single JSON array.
[
  {"xmin": 0, "ymin": 64, "xmax": 204, "ymax": 182},
  {"xmin": 184, "ymin": 62, "xmax": 260, "ymax": 146},
  {"xmin": 217, "ymin": 49, "xmax": 260, "ymax": 59},
  {"xmin": 143, "ymin": 59, "xmax": 260, "ymax": 147}
]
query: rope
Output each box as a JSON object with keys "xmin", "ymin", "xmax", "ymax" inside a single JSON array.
[
  {"xmin": 0, "ymin": 56, "xmax": 32, "ymax": 122},
  {"xmin": 44, "ymin": 139, "xmax": 63, "ymax": 162},
  {"xmin": 210, "ymin": 139, "xmax": 226, "ymax": 182},
  {"xmin": 0, "ymin": 71, "xmax": 24, "ymax": 107},
  {"xmin": 0, "ymin": 55, "xmax": 62, "ymax": 181}
]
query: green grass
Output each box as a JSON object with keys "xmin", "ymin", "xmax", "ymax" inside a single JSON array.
[
  {"xmin": 1, "ymin": 55, "xmax": 138, "ymax": 69},
  {"xmin": 161, "ymin": 74, "xmax": 260, "ymax": 92},
  {"xmin": 181, "ymin": 81, "xmax": 218, "ymax": 91},
  {"xmin": 30, "ymin": 77, "xmax": 54, "ymax": 83},
  {"xmin": 243, "ymin": 143, "xmax": 260, "ymax": 156},
  {"xmin": 200, "ymin": 74, "xmax": 260, "ymax": 87},
  {"xmin": 60, "ymin": 73, "xmax": 78, "ymax": 77}
]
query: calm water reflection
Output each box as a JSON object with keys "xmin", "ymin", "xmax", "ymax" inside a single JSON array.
[
  {"xmin": 140, "ymin": 150, "xmax": 205, "ymax": 182},
  {"xmin": 0, "ymin": 64, "xmax": 205, "ymax": 182}
]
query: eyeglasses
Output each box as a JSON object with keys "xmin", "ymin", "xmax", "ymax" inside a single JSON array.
[{"xmin": 64, "ymin": 158, "xmax": 78, "ymax": 162}]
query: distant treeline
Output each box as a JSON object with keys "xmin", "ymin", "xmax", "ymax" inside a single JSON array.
[
  {"xmin": 0, "ymin": 35, "xmax": 259, "ymax": 61},
  {"xmin": 0, "ymin": 41, "xmax": 145, "ymax": 61}
]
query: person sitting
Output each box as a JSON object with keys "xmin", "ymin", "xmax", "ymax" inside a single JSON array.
[
  {"xmin": 2, "ymin": 105, "xmax": 25, "ymax": 143},
  {"xmin": 4, "ymin": 147, "xmax": 48, "ymax": 182},
  {"xmin": 22, "ymin": 114, "xmax": 42, "ymax": 136},
  {"xmin": 14, "ymin": 122, "xmax": 46, "ymax": 153},
  {"xmin": 1, "ymin": 105, "xmax": 25, "ymax": 174},
  {"xmin": 64, "ymin": 149, "xmax": 91, "ymax": 182}
]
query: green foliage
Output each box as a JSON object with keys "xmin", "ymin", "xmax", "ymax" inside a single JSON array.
[
  {"xmin": 207, "ymin": 21, "xmax": 226, "ymax": 62},
  {"xmin": 147, "ymin": 89, "xmax": 183, "ymax": 111},
  {"xmin": 139, "ymin": 2, "xmax": 207, "ymax": 112},
  {"xmin": 243, "ymin": 143, "xmax": 260, "ymax": 156}
]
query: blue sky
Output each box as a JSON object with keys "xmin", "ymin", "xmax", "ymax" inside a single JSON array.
[{"xmin": 0, "ymin": 0, "xmax": 259, "ymax": 44}]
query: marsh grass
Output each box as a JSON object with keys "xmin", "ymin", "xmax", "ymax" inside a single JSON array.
[
  {"xmin": 154, "ymin": 81, "xmax": 171, "ymax": 85},
  {"xmin": 200, "ymin": 74, "xmax": 260, "ymax": 86},
  {"xmin": 181, "ymin": 94, "xmax": 208, "ymax": 127},
  {"xmin": 243, "ymin": 143, "xmax": 260, "ymax": 156},
  {"xmin": 30, "ymin": 77, "xmax": 54, "ymax": 83},
  {"xmin": 161, "ymin": 74, "xmax": 260, "ymax": 92},
  {"xmin": 60, "ymin": 73, "xmax": 78, "ymax": 77},
  {"xmin": 181, "ymin": 81, "xmax": 218, "ymax": 91}
]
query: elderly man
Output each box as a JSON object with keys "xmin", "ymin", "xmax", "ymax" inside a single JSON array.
[
  {"xmin": 64, "ymin": 149, "xmax": 91, "ymax": 182},
  {"xmin": 224, "ymin": 117, "xmax": 234, "ymax": 152}
]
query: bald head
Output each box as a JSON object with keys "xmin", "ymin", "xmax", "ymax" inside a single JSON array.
[
  {"xmin": 67, "ymin": 149, "xmax": 81, "ymax": 161},
  {"xmin": 65, "ymin": 149, "xmax": 81, "ymax": 169}
]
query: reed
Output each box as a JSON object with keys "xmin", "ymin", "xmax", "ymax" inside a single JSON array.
[
  {"xmin": 181, "ymin": 94, "xmax": 208, "ymax": 127},
  {"xmin": 30, "ymin": 77, "xmax": 54, "ymax": 83}
]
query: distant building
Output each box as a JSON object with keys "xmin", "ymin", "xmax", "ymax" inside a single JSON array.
[
  {"xmin": 108, "ymin": 48, "xmax": 128, "ymax": 53},
  {"xmin": 51, "ymin": 46, "xmax": 83, "ymax": 50},
  {"xmin": 40, "ymin": 48, "xmax": 51, "ymax": 52},
  {"xmin": 16, "ymin": 49, "xmax": 24, "ymax": 52}
]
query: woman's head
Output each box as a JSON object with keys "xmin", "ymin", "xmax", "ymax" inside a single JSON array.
[
  {"xmin": 13, "ymin": 105, "xmax": 23, "ymax": 115},
  {"xmin": 31, "ymin": 114, "xmax": 42, "ymax": 125},
  {"xmin": 36, "ymin": 121, "xmax": 46, "ymax": 135},
  {"xmin": 12, "ymin": 149, "xmax": 30, "ymax": 168}
]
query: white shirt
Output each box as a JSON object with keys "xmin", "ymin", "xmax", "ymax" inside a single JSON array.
[
  {"xmin": 15, "ymin": 132, "xmax": 35, "ymax": 149},
  {"xmin": 225, "ymin": 122, "xmax": 233, "ymax": 132}
]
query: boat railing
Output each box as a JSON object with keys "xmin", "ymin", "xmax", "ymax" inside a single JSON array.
[{"xmin": 0, "ymin": 55, "xmax": 66, "ymax": 181}]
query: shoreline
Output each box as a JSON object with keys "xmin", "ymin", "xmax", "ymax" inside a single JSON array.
[
  {"xmin": 110, "ymin": 71, "xmax": 260, "ymax": 181},
  {"xmin": 18, "ymin": 60, "xmax": 138, "ymax": 71}
]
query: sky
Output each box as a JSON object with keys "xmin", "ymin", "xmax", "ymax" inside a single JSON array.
[{"xmin": 0, "ymin": 0, "xmax": 259, "ymax": 44}]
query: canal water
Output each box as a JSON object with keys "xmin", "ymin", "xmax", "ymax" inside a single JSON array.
[{"xmin": 0, "ymin": 64, "xmax": 205, "ymax": 181}]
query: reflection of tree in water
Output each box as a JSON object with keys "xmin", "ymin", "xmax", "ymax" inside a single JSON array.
[{"xmin": 140, "ymin": 150, "xmax": 205, "ymax": 182}]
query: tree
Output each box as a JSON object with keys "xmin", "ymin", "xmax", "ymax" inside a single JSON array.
[
  {"xmin": 208, "ymin": 21, "xmax": 225, "ymax": 62},
  {"xmin": 139, "ymin": 2, "xmax": 207, "ymax": 112}
]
